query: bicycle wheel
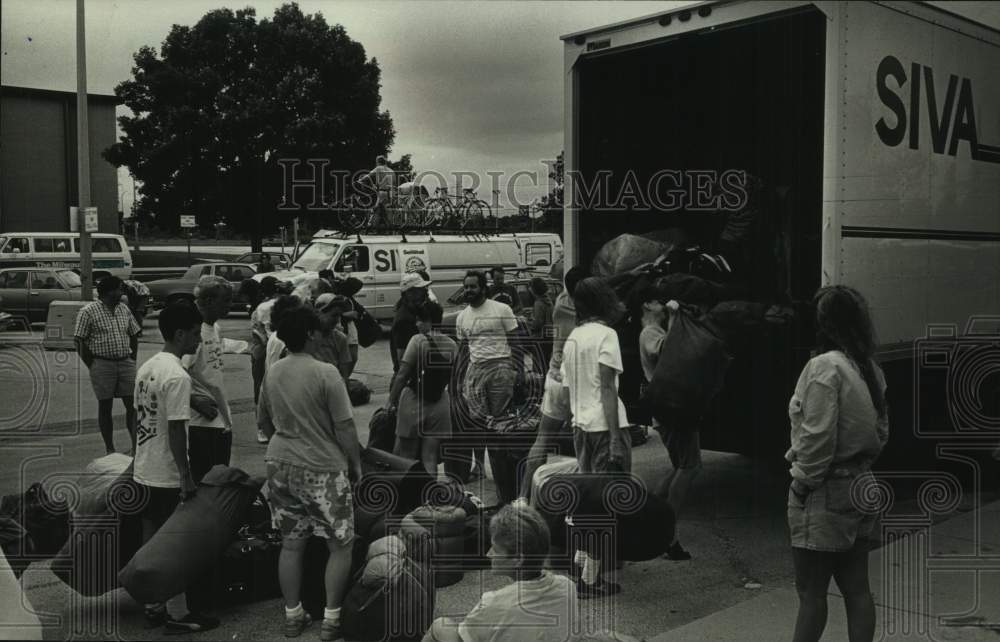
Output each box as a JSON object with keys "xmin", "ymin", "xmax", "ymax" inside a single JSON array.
[
  {"xmin": 460, "ymin": 200, "xmax": 489, "ymax": 230},
  {"xmin": 424, "ymin": 198, "xmax": 453, "ymax": 229},
  {"xmin": 336, "ymin": 198, "xmax": 368, "ymax": 232}
]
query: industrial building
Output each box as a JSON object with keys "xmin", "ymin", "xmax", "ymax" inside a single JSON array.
[{"xmin": 0, "ymin": 85, "xmax": 119, "ymax": 234}]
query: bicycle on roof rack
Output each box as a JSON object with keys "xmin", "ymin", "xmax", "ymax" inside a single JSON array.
[
  {"xmin": 422, "ymin": 188, "xmax": 494, "ymax": 230},
  {"xmin": 330, "ymin": 191, "xmax": 426, "ymax": 233}
]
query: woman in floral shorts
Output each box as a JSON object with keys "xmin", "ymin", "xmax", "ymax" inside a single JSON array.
[{"xmin": 257, "ymin": 306, "xmax": 363, "ymax": 641}]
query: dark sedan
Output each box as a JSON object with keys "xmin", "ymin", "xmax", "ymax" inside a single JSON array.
[{"xmin": 146, "ymin": 262, "xmax": 256, "ymax": 311}]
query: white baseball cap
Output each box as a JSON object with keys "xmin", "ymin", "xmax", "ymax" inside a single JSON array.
[{"xmin": 400, "ymin": 272, "xmax": 432, "ymax": 292}]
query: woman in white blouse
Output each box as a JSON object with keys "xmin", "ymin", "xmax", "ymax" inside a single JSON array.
[{"xmin": 787, "ymin": 285, "xmax": 889, "ymax": 642}]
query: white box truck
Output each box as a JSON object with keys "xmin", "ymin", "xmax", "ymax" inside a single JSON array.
[{"xmin": 562, "ymin": 1, "xmax": 1000, "ymax": 462}]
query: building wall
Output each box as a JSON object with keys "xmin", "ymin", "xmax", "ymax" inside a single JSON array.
[{"xmin": 0, "ymin": 88, "xmax": 118, "ymax": 234}]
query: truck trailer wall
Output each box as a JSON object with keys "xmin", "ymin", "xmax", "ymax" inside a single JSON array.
[{"xmin": 832, "ymin": 2, "xmax": 1000, "ymax": 348}]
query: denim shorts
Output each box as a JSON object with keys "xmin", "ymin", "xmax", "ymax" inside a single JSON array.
[{"xmin": 787, "ymin": 472, "xmax": 878, "ymax": 552}]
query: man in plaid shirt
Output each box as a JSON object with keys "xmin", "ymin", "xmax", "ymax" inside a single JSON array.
[{"xmin": 74, "ymin": 276, "xmax": 142, "ymax": 455}]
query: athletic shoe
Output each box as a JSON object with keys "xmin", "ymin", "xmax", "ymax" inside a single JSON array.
[
  {"xmin": 257, "ymin": 429, "xmax": 270, "ymax": 444},
  {"xmin": 320, "ymin": 619, "xmax": 342, "ymax": 641},
  {"xmin": 284, "ymin": 612, "xmax": 312, "ymax": 638},
  {"xmin": 163, "ymin": 613, "xmax": 220, "ymax": 635},
  {"xmin": 143, "ymin": 605, "xmax": 167, "ymax": 629},
  {"xmin": 576, "ymin": 578, "xmax": 621, "ymax": 599},
  {"xmin": 664, "ymin": 541, "xmax": 692, "ymax": 561}
]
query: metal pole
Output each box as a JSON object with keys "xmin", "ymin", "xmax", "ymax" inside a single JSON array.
[{"xmin": 76, "ymin": 0, "xmax": 93, "ymax": 300}]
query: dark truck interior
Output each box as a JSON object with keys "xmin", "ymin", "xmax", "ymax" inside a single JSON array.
[{"xmin": 575, "ymin": 7, "xmax": 827, "ymax": 457}]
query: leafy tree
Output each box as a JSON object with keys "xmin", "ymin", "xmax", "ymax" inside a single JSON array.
[{"xmin": 104, "ymin": 3, "xmax": 401, "ymax": 249}]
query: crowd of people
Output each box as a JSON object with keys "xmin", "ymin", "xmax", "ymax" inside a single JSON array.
[{"xmin": 68, "ymin": 256, "xmax": 889, "ymax": 640}]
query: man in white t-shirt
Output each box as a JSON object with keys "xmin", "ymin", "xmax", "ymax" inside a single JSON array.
[
  {"xmin": 133, "ymin": 301, "xmax": 219, "ymax": 634},
  {"xmin": 559, "ymin": 276, "xmax": 631, "ymax": 599},
  {"xmin": 455, "ymin": 270, "xmax": 521, "ymax": 501},
  {"xmin": 183, "ymin": 276, "xmax": 249, "ymax": 482}
]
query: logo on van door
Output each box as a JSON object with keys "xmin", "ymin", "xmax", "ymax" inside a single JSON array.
[
  {"xmin": 875, "ymin": 56, "xmax": 1000, "ymax": 164},
  {"xmin": 404, "ymin": 256, "xmax": 426, "ymax": 273}
]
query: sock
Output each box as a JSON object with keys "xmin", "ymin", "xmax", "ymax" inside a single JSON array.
[
  {"xmin": 285, "ymin": 603, "xmax": 304, "ymax": 618},
  {"xmin": 581, "ymin": 555, "xmax": 600, "ymax": 585},
  {"xmin": 574, "ymin": 550, "xmax": 587, "ymax": 567},
  {"xmin": 324, "ymin": 607, "xmax": 341, "ymax": 624}
]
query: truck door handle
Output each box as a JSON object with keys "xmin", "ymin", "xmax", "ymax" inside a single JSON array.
[{"xmin": 30, "ymin": 292, "xmax": 40, "ymax": 296}]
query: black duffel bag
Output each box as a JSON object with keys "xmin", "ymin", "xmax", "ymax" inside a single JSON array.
[
  {"xmin": 640, "ymin": 304, "xmax": 731, "ymax": 426},
  {"xmin": 536, "ymin": 472, "xmax": 676, "ymax": 562},
  {"xmin": 367, "ymin": 407, "xmax": 397, "ymax": 453}
]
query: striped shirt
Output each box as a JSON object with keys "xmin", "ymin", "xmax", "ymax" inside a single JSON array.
[{"xmin": 74, "ymin": 300, "xmax": 140, "ymax": 359}]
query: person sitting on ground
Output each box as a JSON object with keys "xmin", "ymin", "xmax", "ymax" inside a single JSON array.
[
  {"xmin": 422, "ymin": 503, "xmax": 576, "ymax": 642},
  {"xmin": 258, "ymin": 306, "xmax": 362, "ymax": 641},
  {"xmin": 386, "ymin": 301, "xmax": 457, "ymax": 476}
]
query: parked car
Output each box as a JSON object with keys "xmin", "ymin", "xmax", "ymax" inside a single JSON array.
[
  {"xmin": 234, "ymin": 252, "xmax": 292, "ymax": 272},
  {"xmin": 0, "ymin": 267, "xmax": 86, "ymax": 324},
  {"xmin": 146, "ymin": 262, "xmax": 256, "ymax": 311}
]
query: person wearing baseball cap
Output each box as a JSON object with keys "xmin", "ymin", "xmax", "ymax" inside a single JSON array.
[
  {"xmin": 390, "ymin": 272, "xmax": 432, "ymax": 374},
  {"xmin": 312, "ymin": 294, "xmax": 354, "ymax": 380}
]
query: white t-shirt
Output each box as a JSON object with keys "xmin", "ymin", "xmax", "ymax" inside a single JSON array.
[
  {"xmin": 560, "ymin": 321, "xmax": 630, "ymax": 432},
  {"xmin": 456, "ymin": 299, "xmax": 518, "ymax": 363},
  {"xmin": 457, "ymin": 571, "xmax": 576, "ymax": 642},
  {"xmin": 265, "ymin": 332, "xmax": 287, "ymax": 372},
  {"xmin": 182, "ymin": 322, "xmax": 248, "ymax": 430},
  {"xmin": 134, "ymin": 352, "xmax": 191, "ymax": 488}
]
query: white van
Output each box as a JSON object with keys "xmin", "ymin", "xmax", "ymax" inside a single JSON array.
[
  {"xmin": 0, "ymin": 233, "xmax": 133, "ymax": 280},
  {"xmin": 257, "ymin": 232, "xmax": 563, "ymax": 320}
]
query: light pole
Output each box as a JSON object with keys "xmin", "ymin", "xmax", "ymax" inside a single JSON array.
[{"xmin": 76, "ymin": 0, "xmax": 93, "ymax": 300}]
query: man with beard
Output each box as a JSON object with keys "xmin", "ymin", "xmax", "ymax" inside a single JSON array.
[{"xmin": 456, "ymin": 270, "xmax": 522, "ymax": 503}]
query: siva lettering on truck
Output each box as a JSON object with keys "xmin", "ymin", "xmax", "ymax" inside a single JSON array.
[{"xmin": 562, "ymin": 1, "xmax": 1000, "ymax": 463}]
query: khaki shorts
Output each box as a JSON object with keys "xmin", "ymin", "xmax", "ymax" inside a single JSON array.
[
  {"xmin": 540, "ymin": 373, "xmax": 571, "ymax": 422},
  {"xmin": 89, "ymin": 357, "xmax": 137, "ymax": 401},
  {"xmin": 264, "ymin": 461, "xmax": 354, "ymax": 545},
  {"xmin": 573, "ymin": 428, "xmax": 632, "ymax": 473}
]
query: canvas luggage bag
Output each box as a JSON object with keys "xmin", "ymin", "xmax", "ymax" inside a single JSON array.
[
  {"xmin": 537, "ymin": 472, "xmax": 675, "ymax": 562},
  {"xmin": 50, "ymin": 462, "xmax": 145, "ymax": 596},
  {"xmin": 356, "ymin": 448, "xmax": 434, "ymax": 529},
  {"xmin": 215, "ymin": 492, "xmax": 283, "ymax": 606},
  {"xmin": 118, "ymin": 466, "xmax": 261, "ymax": 604},
  {"xmin": 640, "ymin": 304, "xmax": 732, "ymax": 426},
  {"xmin": 0, "ymin": 482, "xmax": 70, "ymax": 562},
  {"xmin": 341, "ymin": 535, "xmax": 435, "ymax": 642},
  {"xmin": 348, "ymin": 378, "xmax": 372, "ymax": 406},
  {"xmin": 399, "ymin": 504, "xmax": 466, "ymax": 588},
  {"xmin": 367, "ymin": 407, "xmax": 397, "ymax": 453}
]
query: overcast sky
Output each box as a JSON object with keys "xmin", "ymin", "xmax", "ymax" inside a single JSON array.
[
  {"xmin": 5, "ymin": 1, "xmax": 999, "ymax": 216},
  {"xmin": 2, "ymin": 0, "xmax": 697, "ymax": 214}
]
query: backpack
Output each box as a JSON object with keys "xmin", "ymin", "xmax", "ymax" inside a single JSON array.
[
  {"xmin": 354, "ymin": 300, "xmax": 381, "ymax": 348},
  {"xmin": 347, "ymin": 378, "xmax": 372, "ymax": 406},
  {"xmin": 341, "ymin": 535, "xmax": 435, "ymax": 642},
  {"xmin": 408, "ymin": 335, "xmax": 452, "ymax": 404},
  {"xmin": 367, "ymin": 408, "xmax": 398, "ymax": 453}
]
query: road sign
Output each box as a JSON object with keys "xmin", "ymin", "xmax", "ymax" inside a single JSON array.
[
  {"xmin": 84, "ymin": 207, "xmax": 99, "ymax": 232},
  {"xmin": 180, "ymin": 215, "xmax": 197, "ymax": 228},
  {"xmin": 69, "ymin": 206, "xmax": 99, "ymax": 232}
]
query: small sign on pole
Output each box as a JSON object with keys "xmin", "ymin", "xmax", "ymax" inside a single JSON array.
[
  {"xmin": 84, "ymin": 207, "xmax": 99, "ymax": 232},
  {"xmin": 180, "ymin": 215, "xmax": 197, "ymax": 228}
]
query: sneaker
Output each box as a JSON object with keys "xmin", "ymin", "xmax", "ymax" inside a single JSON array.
[
  {"xmin": 143, "ymin": 605, "xmax": 167, "ymax": 629},
  {"xmin": 284, "ymin": 612, "xmax": 312, "ymax": 638},
  {"xmin": 576, "ymin": 578, "xmax": 621, "ymax": 599},
  {"xmin": 664, "ymin": 541, "xmax": 692, "ymax": 561},
  {"xmin": 257, "ymin": 429, "xmax": 270, "ymax": 444},
  {"xmin": 320, "ymin": 619, "xmax": 343, "ymax": 641},
  {"xmin": 164, "ymin": 613, "xmax": 220, "ymax": 635}
]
